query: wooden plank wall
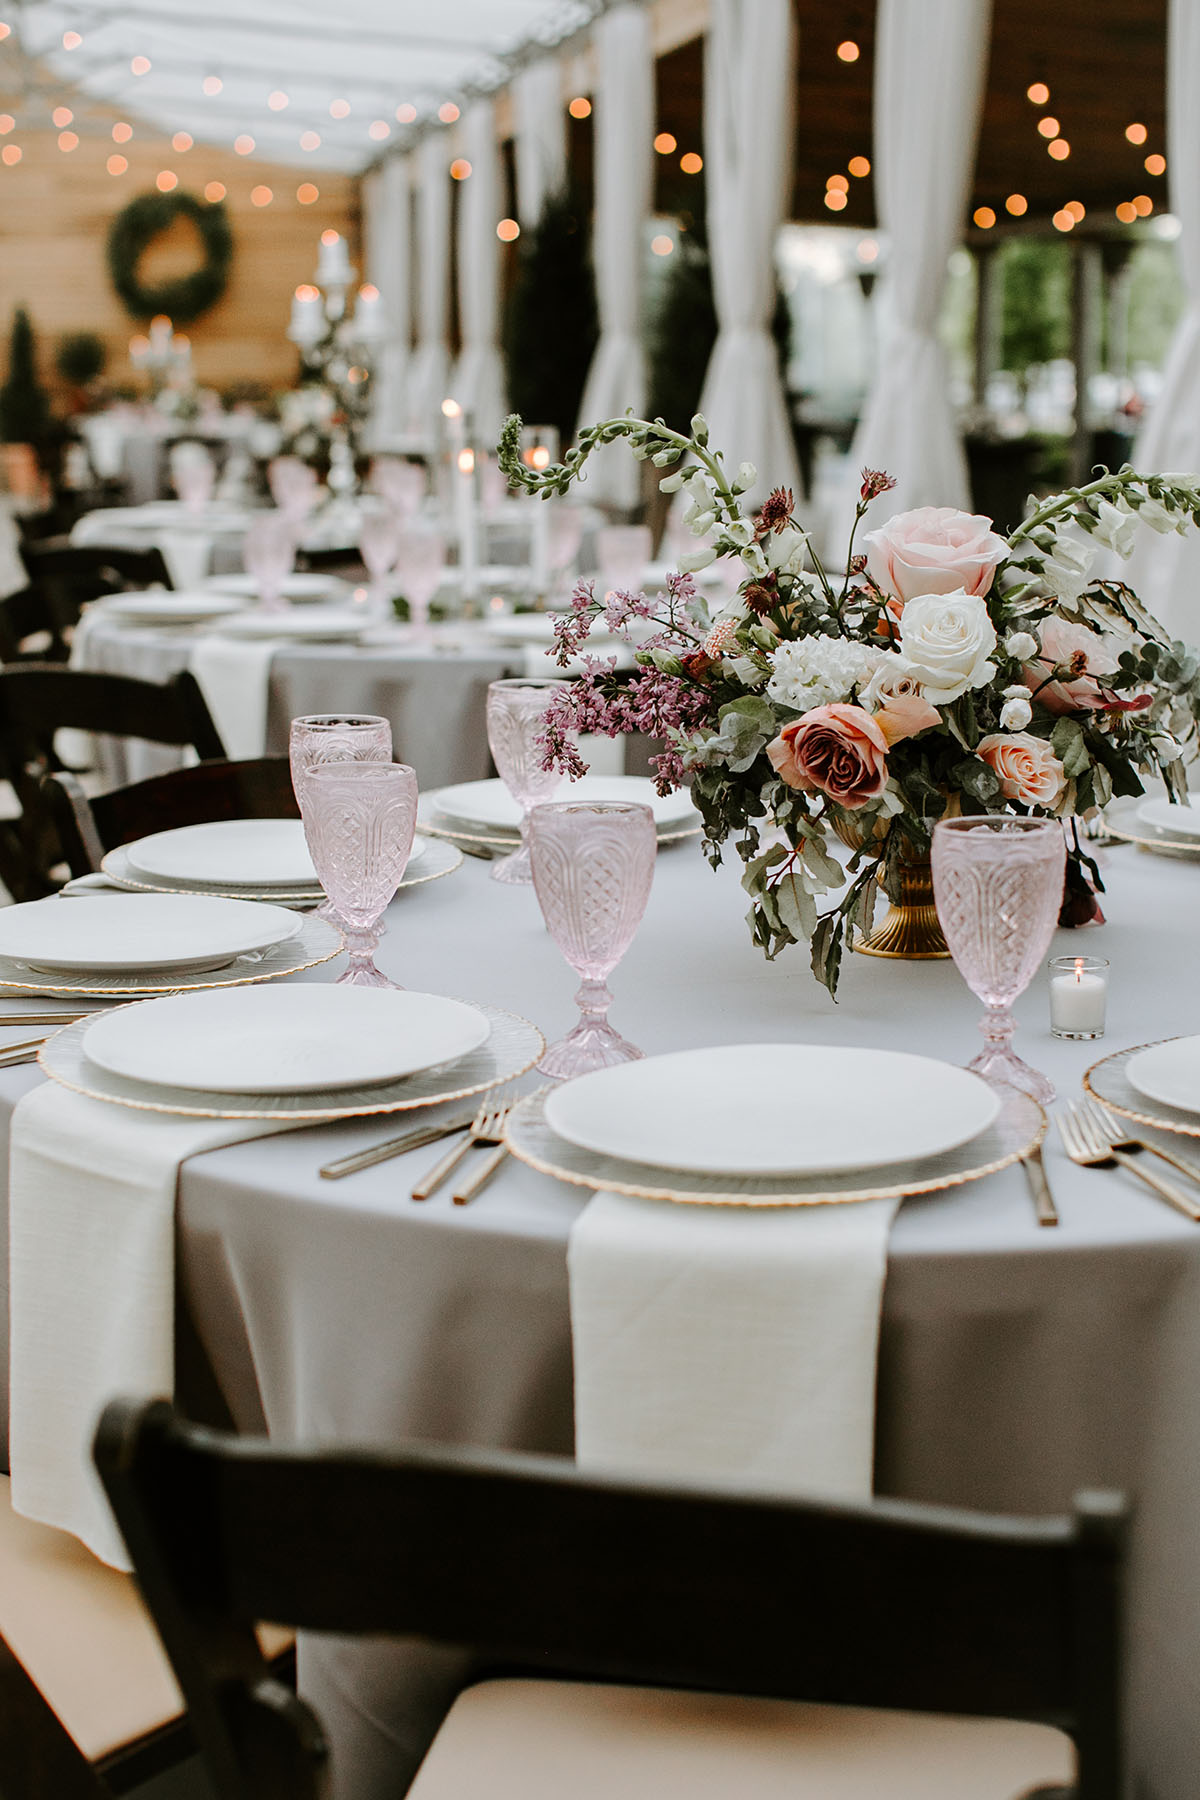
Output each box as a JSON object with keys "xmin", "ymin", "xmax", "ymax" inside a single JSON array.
[{"xmin": 0, "ymin": 96, "xmax": 359, "ymax": 400}]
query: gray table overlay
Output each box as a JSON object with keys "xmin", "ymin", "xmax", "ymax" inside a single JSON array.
[{"xmin": 2, "ymin": 838, "xmax": 1199, "ymax": 1798}]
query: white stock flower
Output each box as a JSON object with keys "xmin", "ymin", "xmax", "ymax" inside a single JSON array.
[
  {"xmin": 1005, "ymin": 630, "xmax": 1039, "ymax": 661},
  {"xmin": 719, "ymin": 518, "xmax": 755, "ymax": 548},
  {"xmin": 760, "ymin": 521, "xmax": 809, "ymax": 577},
  {"xmin": 678, "ymin": 545, "xmax": 717, "ymax": 573},
  {"xmin": 737, "ymin": 462, "xmax": 757, "ymax": 489},
  {"xmin": 1138, "ymin": 494, "xmax": 1188, "ymax": 535},
  {"xmin": 1153, "ymin": 733, "xmax": 1184, "ymax": 762},
  {"xmin": 740, "ymin": 543, "xmax": 769, "ymax": 579},
  {"xmin": 659, "ymin": 470, "xmax": 685, "ymax": 494},
  {"xmin": 894, "ymin": 590, "xmax": 998, "ymax": 705},
  {"xmin": 1093, "ymin": 496, "xmax": 1138, "ymax": 559},
  {"xmin": 766, "ymin": 636, "xmax": 884, "ymax": 713},
  {"xmin": 1000, "ymin": 696, "xmax": 1033, "ymax": 731},
  {"xmin": 1040, "ymin": 526, "xmax": 1097, "ymax": 605}
]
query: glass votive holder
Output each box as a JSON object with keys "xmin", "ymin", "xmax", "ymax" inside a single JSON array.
[{"xmin": 1049, "ymin": 955, "xmax": 1109, "ymax": 1041}]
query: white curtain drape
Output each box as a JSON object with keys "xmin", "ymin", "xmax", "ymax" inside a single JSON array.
[
  {"xmin": 364, "ymin": 155, "xmax": 412, "ymax": 447},
  {"xmin": 1117, "ymin": 0, "xmax": 1200, "ymax": 637},
  {"xmin": 695, "ymin": 0, "xmax": 799, "ymax": 513},
  {"xmin": 404, "ymin": 133, "xmax": 452, "ymax": 447},
  {"xmin": 835, "ymin": 0, "xmax": 992, "ymax": 543},
  {"xmin": 576, "ymin": 3, "xmax": 653, "ymax": 511},
  {"xmin": 452, "ymin": 100, "xmax": 507, "ymax": 447},
  {"xmin": 514, "ymin": 57, "xmax": 567, "ymax": 228}
]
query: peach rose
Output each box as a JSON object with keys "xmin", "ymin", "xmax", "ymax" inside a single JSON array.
[
  {"xmin": 865, "ymin": 506, "xmax": 1008, "ymax": 605},
  {"xmin": 977, "ymin": 732, "xmax": 1067, "ymax": 810},
  {"xmin": 1022, "ymin": 617, "xmax": 1128, "ymax": 715},
  {"xmin": 767, "ymin": 703, "xmax": 889, "ymax": 810}
]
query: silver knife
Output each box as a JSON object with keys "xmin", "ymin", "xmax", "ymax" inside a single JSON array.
[
  {"xmin": 1021, "ymin": 1143, "xmax": 1058, "ymax": 1227},
  {"xmin": 319, "ymin": 1111, "xmax": 476, "ymax": 1180}
]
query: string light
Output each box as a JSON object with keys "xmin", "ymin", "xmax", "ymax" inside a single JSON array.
[
  {"xmin": 112, "ymin": 121, "xmax": 133, "ymax": 142},
  {"xmin": 680, "ymin": 151, "xmax": 703, "ymax": 174},
  {"xmin": 267, "ymin": 90, "xmax": 288, "ymax": 110},
  {"xmin": 234, "ymin": 134, "xmax": 255, "ymax": 155},
  {"xmin": 395, "ymin": 103, "xmax": 416, "ymax": 124},
  {"xmin": 2, "ymin": 145, "xmax": 21, "ymax": 165},
  {"xmin": 300, "ymin": 130, "xmax": 320, "ymax": 151},
  {"xmin": 1132, "ymin": 193, "xmax": 1153, "ymax": 216},
  {"xmin": 0, "ymin": 24, "xmax": 9, "ymax": 40},
  {"xmin": 52, "ymin": 107, "xmax": 73, "ymax": 127},
  {"xmin": 836, "ymin": 40, "xmax": 859, "ymax": 61},
  {"xmin": 457, "ymin": 448, "xmax": 475, "ymax": 474},
  {"xmin": 330, "ymin": 99, "xmax": 350, "ymax": 119},
  {"xmin": 106, "ymin": 153, "xmax": 127, "ymax": 175},
  {"xmin": 1116, "ymin": 201, "xmax": 1137, "ymax": 223},
  {"xmin": 441, "ymin": 398, "xmax": 462, "ymax": 419},
  {"xmin": 848, "ymin": 154, "xmax": 871, "ymax": 178},
  {"xmin": 858, "ymin": 239, "xmax": 879, "ymax": 263},
  {"xmin": 973, "ymin": 206, "xmax": 996, "ymax": 228},
  {"xmin": 320, "ymin": 228, "xmax": 339, "ymax": 246},
  {"xmin": 297, "ymin": 183, "xmax": 319, "ymax": 204},
  {"xmin": 1065, "ymin": 199, "xmax": 1085, "ymax": 221},
  {"xmin": 449, "ymin": 157, "xmax": 471, "ymax": 180},
  {"xmin": 827, "ymin": 173, "xmax": 849, "ymax": 193},
  {"xmin": 0, "ymin": 116, "xmax": 13, "ymax": 134},
  {"xmin": 1037, "ymin": 116, "xmax": 1059, "ymax": 138},
  {"xmin": 62, "ymin": 30, "xmax": 81, "ymax": 49},
  {"xmin": 1145, "ymin": 153, "xmax": 1166, "ymax": 176},
  {"xmin": 1048, "ymin": 138, "xmax": 1070, "ymax": 160},
  {"xmin": 651, "ymin": 233, "xmax": 674, "ymax": 255},
  {"xmin": 1027, "ymin": 82, "xmax": 1050, "ymax": 104},
  {"xmin": 437, "ymin": 101, "xmax": 459, "ymax": 123},
  {"xmin": 568, "ymin": 96, "xmax": 591, "ymax": 119},
  {"xmin": 824, "ymin": 189, "xmax": 847, "ymax": 211},
  {"xmin": 654, "ymin": 132, "xmax": 676, "ymax": 154},
  {"xmin": 58, "ymin": 130, "xmax": 78, "ymax": 151},
  {"xmin": 496, "ymin": 218, "xmax": 519, "ymax": 241},
  {"xmin": 156, "ymin": 170, "xmax": 177, "ymax": 191},
  {"xmin": 172, "ymin": 132, "xmax": 192, "ymax": 152},
  {"xmin": 204, "ymin": 180, "xmax": 225, "ymax": 201},
  {"xmin": 250, "ymin": 185, "xmax": 272, "ymax": 206},
  {"xmin": 1052, "ymin": 208, "xmax": 1075, "ymax": 231},
  {"xmin": 1006, "ymin": 193, "xmax": 1028, "ymax": 215},
  {"xmin": 369, "ymin": 120, "xmax": 390, "ymax": 140},
  {"xmin": 130, "ymin": 55, "xmax": 150, "ymax": 75},
  {"xmin": 202, "ymin": 75, "xmax": 222, "ymax": 96},
  {"xmin": 1125, "ymin": 122, "xmax": 1147, "ymax": 145}
]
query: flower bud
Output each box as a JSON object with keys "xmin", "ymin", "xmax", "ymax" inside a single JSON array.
[
  {"xmin": 678, "ymin": 545, "xmax": 717, "ymax": 573},
  {"xmin": 737, "ymin": 462, "xmax": 757, "ymax": 489},
  {"xmin": 1005, "ymin": 631, "xmax": 1039, "ymax": 661},
  {"xmin": 1153, "ymin": 733, "xmax": 1184, "ymax": 762},
  {"xmin": 690, "ymin": 414, "xmax": 708, "ymax": 442},
  {"xmin": 659, "ymin": 471, "xmax": 685, "ymax": 494},
  {"xmin": 1000, "ymin": 697, "xmax": 1033, "ymax": 732}
]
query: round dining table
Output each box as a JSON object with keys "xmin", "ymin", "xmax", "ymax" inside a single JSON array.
[{"xmin": 0, "ymin": 834, "xmax": 1196, "ymax": 1799}]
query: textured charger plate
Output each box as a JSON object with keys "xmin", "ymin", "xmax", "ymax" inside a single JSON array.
[
  {"xmin": 0, "ymin": 911, "xmax": 341, "ymax": 997},
  {"xmin": 1084, "ymin": 1038, "xmax": 1200, "ymax": 1138},
  {"xmin": 504, "ymin": 1085, "xmax": 1043, "ymax": 1207},
  {"xmin": 38, "ymin": 1001, "xmax": 545, "ymax": 1120},
  {"xmin": 101, "ymin": 837, "xmax": 463, "ymax": 900},
  {"xmin": 1099, "ymin": 798, "xmax": 1200, "ymax": 861},
  {"xmin": 416, "ymin": 794, "xmax": 701, "ymax": 852}
]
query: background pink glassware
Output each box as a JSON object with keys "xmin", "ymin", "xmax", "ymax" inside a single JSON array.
[
  {"xmin": 267, "ymin": 456, "xmax": 319, "ymax": 522},
  {"xmin": 530, "ymin": 801, "xmax": 657, "ymax": 1078},
  {"xmin": 370, "ymin": 458, "xmax": 426, "ymax": 518},
  {"xmin": 300, "ymin": 761, "xmax": 417, "ymax": 988},
  {"xmin": 597, "ymin": 523, "xmax": 652, "ymax": 598},
  {"xmin": 243, "ymin": 510, "xmax": 297, "ymax": 612},
  {"xmin": 931, "ymin": 815, "xmax": 1066, "ymax": 1102},
  {"xmin": 169, "ymin": 441, "xmax": 215, "ymax": 512},
  {"xmin": 485, "ymin": 677, "xmax": 569, "ymax": 885},
  {"xmin": 288, "ymin": 712, "xmax": 393, "ymax": 815},
  {"xmin": 393, "ymin": 526, "xmax": 446, "ymax": 639},
  {"xmin": 358, "ymin": 512, "xmax": 404, "ymax": 619}
]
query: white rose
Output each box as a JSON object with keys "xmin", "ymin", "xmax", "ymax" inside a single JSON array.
[
  {"xmin": 894, "ymin": 590, "xmax": 998, "ymax": 705},
  {"xmin": 1005, "ymin": 630, "xmax": 1039, "ymax": 661},
  {"xmin": 1138, "ymin": 494, "xmax": 1188, "ymax": 535},
  {"xmin": 1093, "ymin": 496, "xmax": 1138, "ymax": 559},
  {"xmin": 1000, "ymin": 696, "xmax": 1033, "ymax": 731}
]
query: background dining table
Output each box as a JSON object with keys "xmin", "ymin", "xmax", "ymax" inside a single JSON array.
[{"xmin": 0, "ymin": 833, "xmax": 1196, "ymax": 1799}]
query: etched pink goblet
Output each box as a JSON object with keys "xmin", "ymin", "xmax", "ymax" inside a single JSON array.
[
  {"xmin": 931, "ymin": 815, "xmax": 1066, "ymax": 1103},
  {"xmin": 358, "ymin": 511, "xmax": 404, "ymax": 620},
  {"xmin": 289, "ymin": 713, "xmax": 393, "ymax": 925},
  {"xmin": 300, "ymin": 761, "xmax": 417, "ymax": 988},
  {"xmin": 485, "ymin": 677, "xmax": 569, "ymax": 885},
  {"xmin": 243, "ymin": 509, "xmax": 297, "ymax": 612},
  {"xmin": 394, "ymin": 525, "xmax": 446, "ymax": 641},
  {"xmin": 530, "ymin": 801, "xmax": 657, "ymax": 1078}
]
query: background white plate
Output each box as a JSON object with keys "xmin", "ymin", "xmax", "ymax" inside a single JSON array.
[
  {"xmin": 1136, "ymin": 797, "xmax": 1200, "ymax": 840},
  {"xmin": 126, "ymin": 818, "xmax": 321, "ymax": 889},
  {"xmin": 544, "ymin": 1044, "xmax": 1001, "ymax": 1176},
  {"xmin": 1124, "ymin": 1037, "xmax": 1200, "ymax": 1116},
  {"xmin": 203, "ymin": 573, "xmax": 342, "ymax": 603},
  {"xmin": 83, "ymin": 985, "xmax": 492, "ymax": 1094},
  {"xmin": 432, "ymin": 775, "xmax": 698, "ymax": 831},
  {"xmin": 215, "ymin": 610, "xmax": 368, "ymax": 642},
  {"xmin": 0, "ymin": 895, "xmax": 300, "ymax": 974},
  {"xmin": 98, "ymin": 592, "xmax": 244, "ymax": 626}
]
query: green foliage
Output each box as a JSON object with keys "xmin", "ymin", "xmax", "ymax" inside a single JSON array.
[
  {"xmin": 55, "ymin": 331, "xmax": 106, "ymax": 388},
  {"xmin": 999, "ymin": 238, "xmax": 1071, "ymax": 376},
  {"xmin": 0, "ymin": 308, "xmax": 51, "ymax": 446},
  {"xmin": 106, "ymin": 191, "xmax": 233, "ymax": 325},
  {"xmin": 503, "ymin": 189, "xmax": 598, "ymax": 447}
]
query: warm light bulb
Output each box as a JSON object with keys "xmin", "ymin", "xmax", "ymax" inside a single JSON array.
[
  {"xmin": 1006, "ymin": 193, "xmax": 1028, "ymax": 215},
  {"xmin": 1116, "ymin": 201, "xmax": 1138, "ymax": 223},
  {"xmin": 295, "ymin": 284, "xmax": 319, "ymax": 300},
  {"xmin": 297, "ymin": 183, "xmax": 319, "ymax": 204},
  {"xmin": 52, "ymin": 107, "xmax": 73, "ymax": 127},
  {"xmin": 202, "ymin": 75, "xmax": 222, "ymax": 96},
  {"xmin": 826, "ymin": 173, "xmax": 849, "ymax": 192},
  {"xmin": 1048, "ymin": 138, "xmax": 1070, "ymax": 160},
  {"xmin": 680, "ymin": 151, "xmax": 703, "ymax": 174},
  {"xmin": 824, "ymin": 190, "xmax": 847, "ymax": 211},
  {"xmin": 156, "ymin": 170, "xmax": 177, "ymax": 191},
  {"xmin": 441, "ymin": 397, "xmax": 462, "ymax": 419},
  {"xmin": 1132, "ymin": 193, "xmax": 1153, "ymax": 216},
  {"xmin": 395, "ymin": 103, "xmax": 416, "ymax": 124},
  {"xmin": 857, "ymin": 239, "xmax": 879, "ymax": 263},
  {"xmin": 62, "ymin": 30, "xmax": 81, "ymax": 49},
  {"xmin": 58, "ymin": 130, "xmax": 78, "ymax": 151},
  {"xmin": 0, "ymin": 24, "xmax": 10, "ymax": 40},
  {"xmin": 267, "ymin": 90, "xmax": 288, "ymax": 111},
  {"xmin": 172, "ymin": 131, "xmax": 192, "ymax": 152},
  {"xmin": 531, "ymin": 446, "xmax": 550, "ymax": 469},
  {"xmin": 321, "ymin": 228, "xmax": 339, "ymax": 246},
  {"xmin": 1052, "ymin": 208, "xmax": 1074, "ymax": 231},
  {"xmin": 300, "ymin": 130, "xmax": 321, "ymax": 151},
  {"xmin": 330, "ymin": 98, "xmax": 351, "ymax": 119},
  {"xmin": 130, "ymin": 55, "xmax": 150, "ymax": 75},
  {"xmin": 653, "ymin": 132, "xmax": 676, "ymax": 154},
  {"xmin": 369, "ymin": 120, "xmax": 390, "ymax": 140},
  {"xmin": 107, "ymin": 153, "xmax": 127, "ymax": 175},
  {"xmin": 1026, "ymin": 82, "xmax": 1050, "ymax": 104},
  {"xmin": 457, "ymin": 448, "xmax": 475, "ymax": 474},
  {"xmin": 437, "ymin": 101, "xmax": 459, "ymax": 123},
  {"xmin": 204, "ymin": 180, "xmax": 225, "ymax": 202},
  {"xmin": 568, "ymin": 96, "xmax": 591, "ymax": 119},
  {"xmin": 251, "ymin": 185, "xmax": 272, "ymax": 206},
  {"xmin": 836, "ymin": 40, "xmax": 860, "ymax": 61},
  {"xmin": 1145, "ymin": 152, "xmax": 1166, "ymax": 176},
  {"xmin": 973, "ymin": 206, "xmax": 996, "ymax": 228},
  {"xmin": 1037, "ymin": 116, "xmax": 1059, "ymax": 138},
  {"xmin": 449, "ymin": 157, "xmax": 471, "ymax": 180},
  {"xmin": 112, "ymin": 121, "xmax": 133, "ymax": 142},
  {"xmin": 848, "ymin": 154, "xmax": 871, "ymax": 178},
  {"xmin": 496, "ymin": 218, "xmax": 520, "ymax": 242},
  {"xmin": 651, "ymin": 234, "xmax": 674, "ymax": 255},
  {"xmin": 0, "ymin": 116, "xmax": 13, "ymax": 134},
  {"xmin": 1065, "ymin": 199, "xmax": 1085, "ymax": 221},
  {"xmin": 234, "ymin": 134, "xmax": 255, "ymax": 155},
  {"xmin": 1, "ymin": 144, "xmax": 21, "ymax": 165},
  {"xmin": 1125, "ymin": 122, "xmax": 1147, "ymax": 145}
]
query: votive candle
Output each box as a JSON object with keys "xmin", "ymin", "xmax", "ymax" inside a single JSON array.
[{"xmin": 1049, "ymin": 955, "xmax": 1109, "ymax": 1040}]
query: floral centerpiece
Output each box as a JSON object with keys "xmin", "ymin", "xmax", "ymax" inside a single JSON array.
[{"xmin": 497, "ymin": 411, "xmax": 1200, "ymax": 996}]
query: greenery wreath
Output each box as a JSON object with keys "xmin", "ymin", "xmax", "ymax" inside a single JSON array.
[{"xmin": 106, "ymin": 190, "xmax": 233, "ymax": 325}]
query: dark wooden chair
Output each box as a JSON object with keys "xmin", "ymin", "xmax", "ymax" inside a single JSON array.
[
  {"xmin": 13, "ymin": 538, "xmax": 173, "ymax": 663},
  {"xmin": 0, "ymin": 586, "xmax": 72, "ymax": 665},
  {"xmin": 44, "ymin": 755, "xmax": 300, "ymax": 879},
  {"xmin": 0, "ymin": 665, "xmax": 225, "ymax": 900},
  {"xmin": 94, "ymin": 1398, "xmax": 1126, "ymax": 1800}
]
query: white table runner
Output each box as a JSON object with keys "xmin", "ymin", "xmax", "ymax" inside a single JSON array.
[
  {"xmin": 568, "ymin": 1190, "xmax": 899, "ymax": 1498},
  {"xmin": 8, "ymin": 1081, "xmax": 293, "ymax": 1567},
  {"xmin": 189, "ymin": 635, "xmax": 277, "ymax": 760}
]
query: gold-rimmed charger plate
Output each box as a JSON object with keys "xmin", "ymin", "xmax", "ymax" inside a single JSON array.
[
  {"xmin": 38, "ymin": 1001, "xmax": 545, "ymax": 1121},
  {"xmin": 416, "ymin": 798, "xmax": 701, "ymax": 852},
  {"xmin": 504, "ymin": 1085, "xmax": 1043, "ymax": 1207},
  {"xmin": 0, "ymin": 912, "xmax": 341, "ymax": 998},
  {"xmin": 1099, "ymin": 797, "xmax": 1200, "ymax": 861},
  {"xmin": 1084, "ymin": 1038, "xmax": 1200, "ymax": 1138},
  {"xmin": 101, "ymin": 837, "xmax": 464, "ymax": 900}
]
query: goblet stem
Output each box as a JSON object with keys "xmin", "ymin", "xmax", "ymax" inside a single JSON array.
[
  {"xmin": 966, "ymin": 1003, "xmax": 1055, "ymax": 1104},
  {"xmin": 337, "ymin": 921, "xmax": 398, "ymax": 989},
  {"xmin": 576, "ymin": 977, "xmax": 613, "ymax": 1028},
  {"xmin": 490, "ymin": 810, "xmax": 535, "ymax": 885},
  {"xmin": 537, "ymin": 975, "xmax": 643, "ymax": 1080}
]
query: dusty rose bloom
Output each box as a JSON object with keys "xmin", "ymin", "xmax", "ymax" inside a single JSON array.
[{"xmin": 767, "ymin": 703, "xmax": 889, "ymax": 809}]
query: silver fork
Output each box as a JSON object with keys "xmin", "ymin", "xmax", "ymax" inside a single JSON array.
[
  {"xmin": 1080, "ymin": 1099, "xmax": 1200, "ymax": 1191},
  {"xmin": 1058, "ymin": 1101, "xmax": 1200, "ymax": 1222},
  {"xmin": 410, "ymin": 1089, "xmax": 515, "ymax": 1202}
]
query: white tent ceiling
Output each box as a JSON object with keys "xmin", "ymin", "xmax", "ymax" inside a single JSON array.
[{"xmin": 2, "ymin": 0, "xmax": 597, "ymax": 169}]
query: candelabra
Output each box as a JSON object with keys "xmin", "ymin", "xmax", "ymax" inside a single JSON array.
[
  {"xmin": 286, "ymin": 230, "xmax": 386, "ymax": 504},
  {"xmin": 129, "ymin": 314, "xmax": 196, "ymax": 415}
]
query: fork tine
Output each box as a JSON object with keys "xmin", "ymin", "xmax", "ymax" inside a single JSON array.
[
  {"xmin": 1055, "ymin": 1105, "xmax": 1084, "ymax": 1160},
  {"xmin": 1080, "ymin": 1098, "xmax": 1116, "ymax": 1144},
  {"xmin": 1067, "ymin": 1100, "xmax": 1104, "ymax": 1157}
]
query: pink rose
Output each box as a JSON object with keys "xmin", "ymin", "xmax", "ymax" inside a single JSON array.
[
  {"xmin": 977, "ymin": 732, "xmax": 1067, "ymax": 810},
  {"xmin": 873, "ymin": 686, "xmax": 942, "ymax": 747},
  {"xmin": 865, "ymin": 506, "xmax": 1008, "ymax": 605},
  {"xmin": 1021, "ymin": 617, "xmax": 1135, "ymax": 715},
  {"xmin": 767, "ymin": 703, "xmax": 889, "ymax": 810}
]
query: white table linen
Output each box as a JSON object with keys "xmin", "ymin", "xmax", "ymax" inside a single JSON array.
[
  {"xmin": 188, "ymin": 635, "xmax": 278, "ymax": 760},
  {"xmin": 569, "ymin": 1190, "xmax": 898, "ymax": 1497}
]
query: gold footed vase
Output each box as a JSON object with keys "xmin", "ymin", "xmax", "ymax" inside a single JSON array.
[{"xmin": 832, "ymin": 817, "xmax": 951, "ymax": 961}]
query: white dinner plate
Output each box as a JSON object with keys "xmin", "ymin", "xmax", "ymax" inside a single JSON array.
[
  {"xmin": 1124, "ymin": 1037, "xmax": 1200, "ymax": 1116},
  {"xmin": 98, "ymin": 592, "xmax": 244, "ymax": 626},
  {"xmin": 1135, "ymin": 797, "xmax": 1200, "ymax": 841},
  {"xmin": 544, "ymin": 1044, "xmax": 1002, "ymax": 1176},
  {"xmin": 203, "ymin": 573, "xmax": 342, "ymax": 604},
  {"xmin": 82, "ymin": 986, "xmax": 491, "ymax": 1094},
  {"xmin": 432, "ymin": 776, "xmax": 698, "ymax": 832},
  {"xmin": 0, "ymin": 894, "xmax": 301, "ymax": 975},
  {"xmin": 125, "ymin": 818, "xmax": 319, "ymax": 889},
  {"xmin": 213, "ymin": 609, "xmax": 368, "ymax": 642}
]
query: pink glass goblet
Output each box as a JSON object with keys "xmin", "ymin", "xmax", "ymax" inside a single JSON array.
[
  {"xmin": 300, "ymin": 761, "xmax": 418, "ymax": 988},
  {"xmin": 931, "ymin": 815, "xmax": 1066, "ymax": 1103},
  {"xmin": 243, "ymin": 510, "xmax": 297, "ymax": 612},
  {"xmin": 267, "ymin": 455, "xmax": 319, "ymax": 522},
  {"xmin": 289, "ymin": 712, "xmax": 393, "ymax": 925},
  {"xmin": 370, "ymin": 457, "xmax": 426, "ymax": 518},
  {"xmin": 170, "ymin": 442, "xmax": 215, "ymax": 512},
  {"xmin": 485, "ymin": 677, "xmax": 569, "ymax": 885},
  {"xmin": 530, "ymin": 801, "xmax": 657, "ymax": 1078},
  {"xmin": 359, "ymin": 511, "xmax": 403, "ymax": 620},
  {"xmin": 394, "ymin": 525, "xmax": 446, "ymax": 640}
]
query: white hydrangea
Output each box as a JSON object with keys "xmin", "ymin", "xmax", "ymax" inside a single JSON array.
[{"xmin": 766, "ymin": 637, "xmax": 884, "ymax": 713}]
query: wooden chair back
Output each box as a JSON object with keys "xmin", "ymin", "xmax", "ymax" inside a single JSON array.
[
  {"xmin": 45, "ymin": 756, "xmax": 300, "ymax": 878},
  {"xmin": 94, "ymin": 1400, "xmax": 1127, "ymax": 1800},
  {"xmin": 0, "ymin": 588, "xmax": 72, "ymax": 664}
]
